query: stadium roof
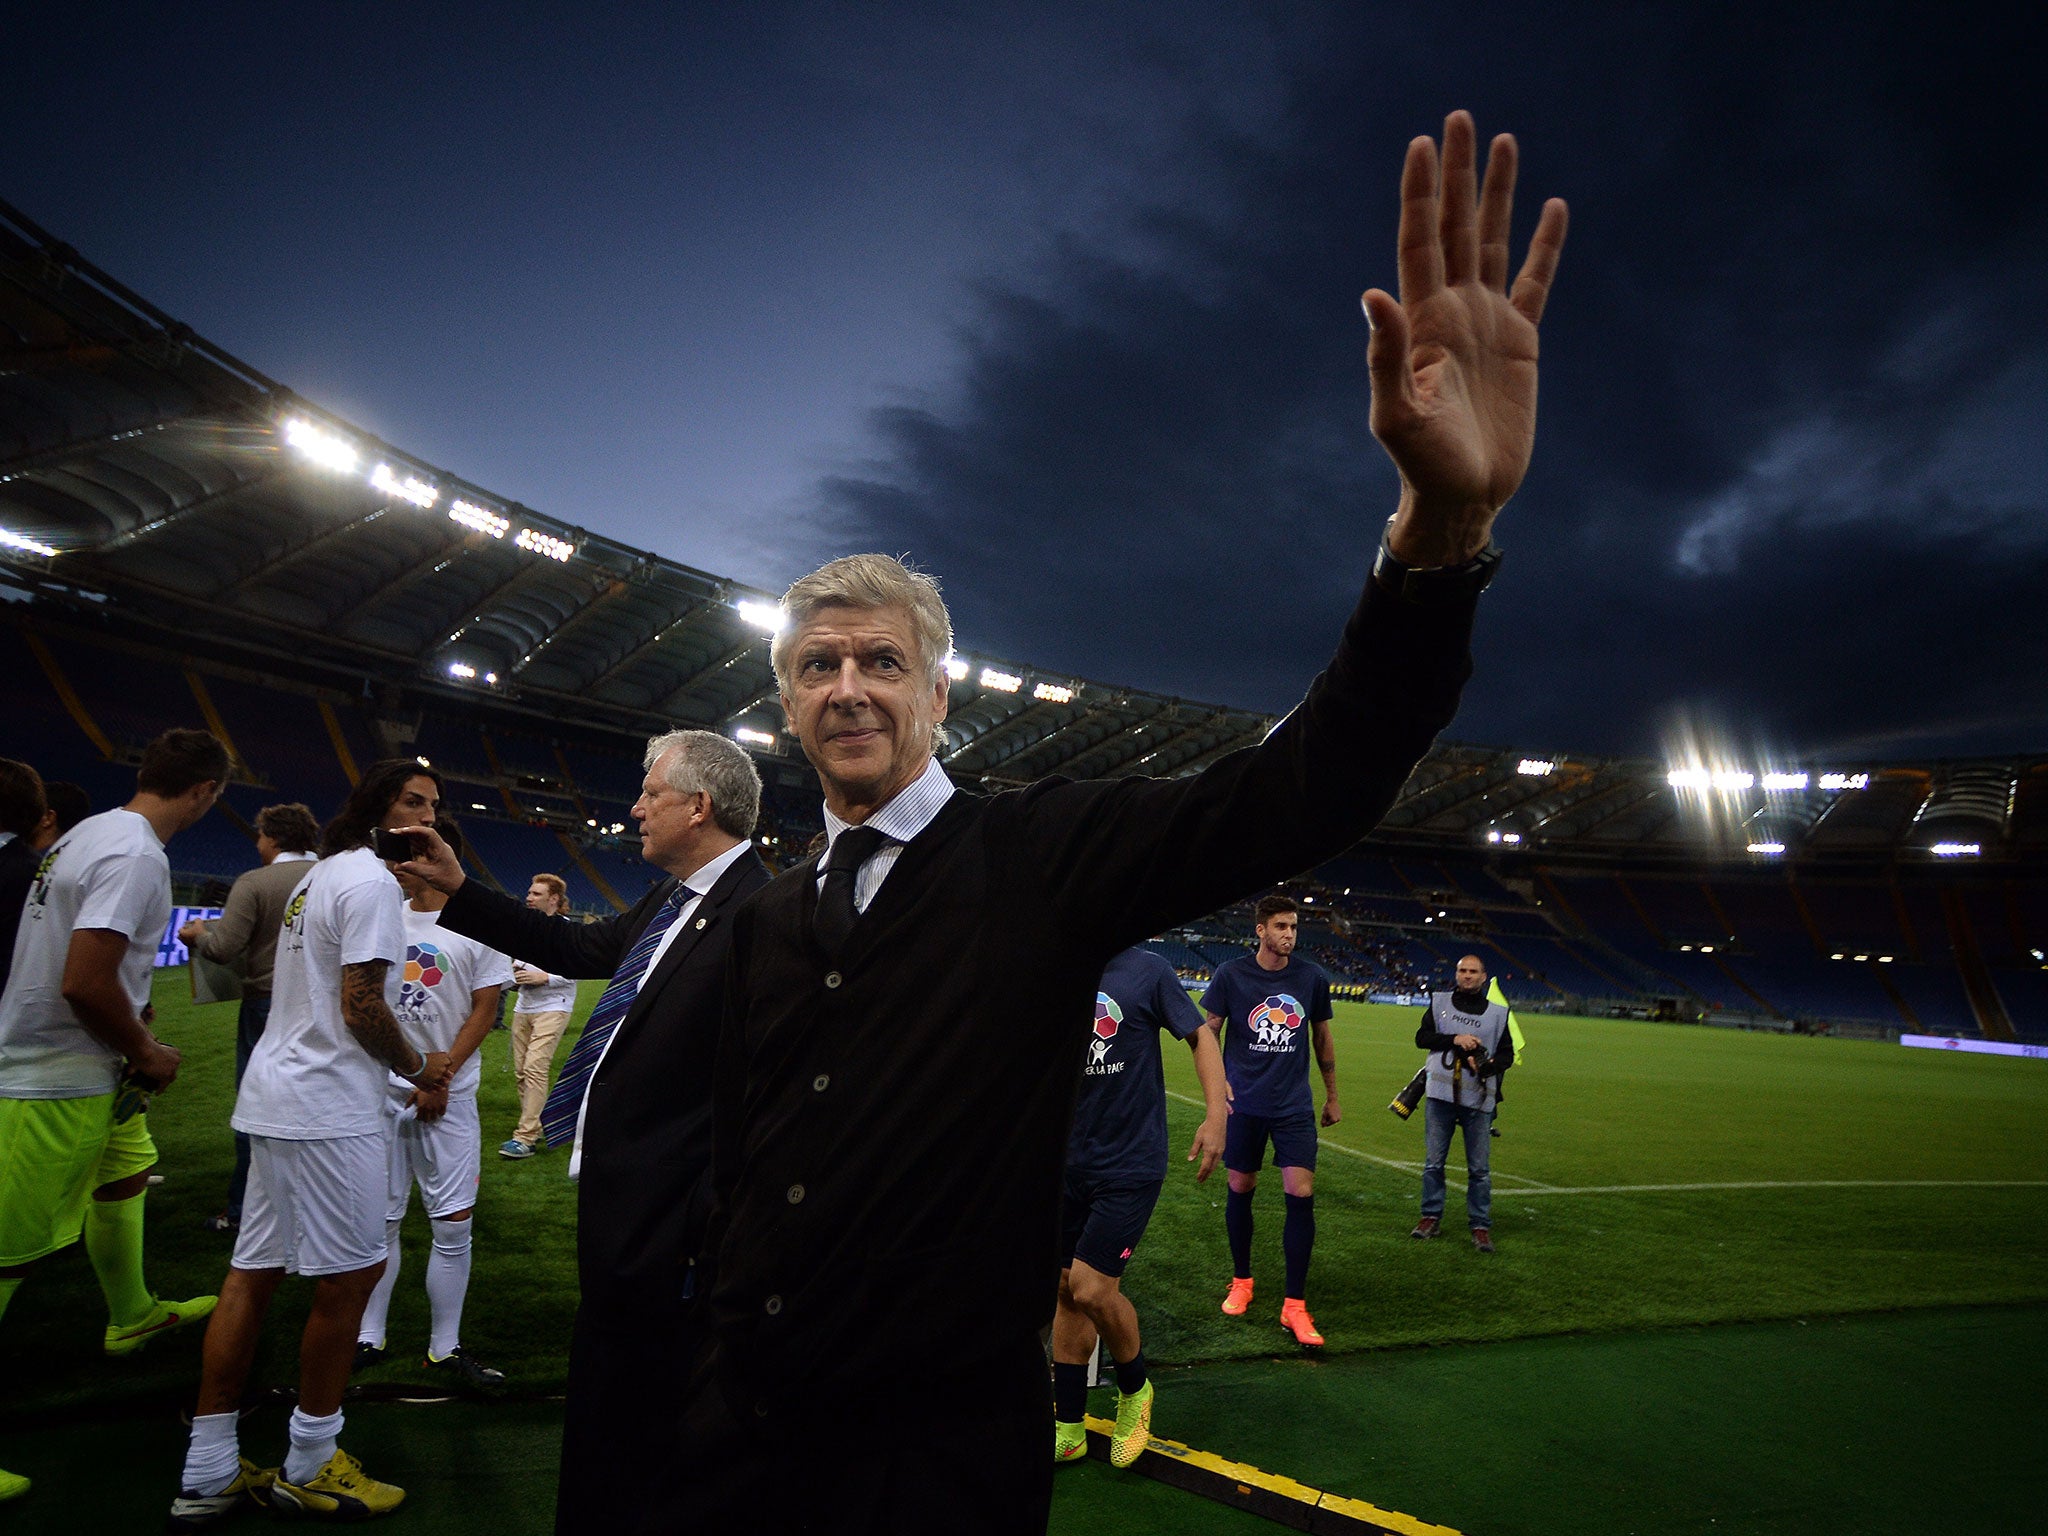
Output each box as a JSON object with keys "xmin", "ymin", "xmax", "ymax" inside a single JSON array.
[{"xmin": 3, "ymin": 197, "xmax": 2044, "ymax": 867}]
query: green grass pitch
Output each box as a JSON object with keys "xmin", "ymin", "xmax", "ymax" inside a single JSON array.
[{"xmin": 2, "ymin": 979, "xmax": 2044, "ymax": 1533}]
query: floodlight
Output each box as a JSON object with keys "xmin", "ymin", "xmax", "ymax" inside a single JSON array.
[
  {"xmin": 449, "ymin": 499, "xmax": 509, "ymax": 538},
  {"xmin": 1700, "ymin": 945, "xmax": 1715, "ymax": 954},
  {"xmin": 944, "ymin": 656, "xmax": 970, "ymax": 681},
  {"xmin": 484, "ymin": 672, "xmax": 498, "ymax": 684},
  {"xmin": 515, "ymin": 528, "xmax": 575, "ymax": 562},
  {"xmin": 736, "ymin": 600, "xmax": 785, "ymax": 635},
  {"xmin": 0, "ymin": 528, "xmax": 59, "ymax": 557},
  {"xmin": 282, "ymin": 417, "xmax": 359, "ymax": 472},
  {"xmin": 1746, "ymin": 841, "xmax": 1786, "ymax": 855},
  {"xmin": 1929, "ymin": 841, "xmax": 1980, "ymax": 857},
  {"xmin": 735, "ymin": 727, "xmax": 776, "ymax": 747},
  {"xmin": 1666, "ymin": 768, "xmax": 1711, "ymax": 790},
  {"xmin": 1712, "ymin": 770, "xmax": 1754, "ymax": 791},
  {"xmin": 1501, "ymin": 832, "xmax": 1522, "ymax": 845},
  {"xmin": 470, "ymin": 802, "xmax": 486, "ymax": 811},
  {"xmin": 1879, "ymin": 955, "xmax": 1893, "ymax": 963},
  {"xmin": 1819, "ymin": 772, "xmax": 1870, "ymax": 791},
  {"xmin": 447, "ymin": 662, "xmax": 477, "ymax": 679},
  {"xmin": 1831, "ymin": 952, "xmax": 1844, "ymax": 960},
  {"xmin": 1761, "ymin": 773, "xmax": 1808, "ymax": 791},
  {"xmin": 370, "ymin": 463, "xmax": 439, "ymax": 509},
  {"xmin": 1516, "ymin": 758, "xmax": 1554, "ymax": 776},
  {"xmin": 1854, "ymin": 954, "xmax": 1869, "ymax": 962},
  {"xmin": 980, "ymin": 668, "xmax": 1022, "ymax": 693},
  {"xmin": 1032, "ymin": 682, "xmax": 1076, "ymax": 704},
  {"xmin": 415, "ymin": 756, "xmax": 431, "ymax": 767}
]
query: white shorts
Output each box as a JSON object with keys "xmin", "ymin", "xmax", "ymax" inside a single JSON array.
[
  {"xmin": 233, "ymin": 1133, "xmax": 390, "ymax": 1277},
  {"xmin": 383, "ymin": 1089, "xmax": 482, "ymax": 1221}
]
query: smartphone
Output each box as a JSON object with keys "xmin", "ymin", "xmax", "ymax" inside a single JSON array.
[{"xmin": 371, "ymin": 827, "xmax": 418, "ymax": 861}]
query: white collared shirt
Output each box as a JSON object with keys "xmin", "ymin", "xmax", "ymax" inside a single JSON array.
[
  {"xmin": 568, "ymin": 837, "xmax": 752, "ymax": 1181},
  {"xmin": 817, "ymin": 756, "xmax": 956, "ymax": 915}
]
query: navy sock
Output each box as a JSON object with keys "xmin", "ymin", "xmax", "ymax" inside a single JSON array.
[
  {"xmin": 1283, "ymin": 1193, "xmax": 1315, "ymax": 1299},
  {"xmin": 1114, "ymin": 1348, "xmax": 1147, "ymax": 1396},
  {"xmin": 1053, "ymin": 1361, "xmax": 1089, "ymax": 1423},
  {"xmin": 1225, "ymin": 1188, "xmax": 1254, "ymax": 1278}
]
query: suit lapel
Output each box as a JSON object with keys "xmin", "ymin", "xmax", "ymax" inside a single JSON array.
[{"xmin": 626, "ymin": 850, "xmax": 767, "ymax": 1022}]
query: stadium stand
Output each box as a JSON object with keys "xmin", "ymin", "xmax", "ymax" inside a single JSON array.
[{"xmin": 1, "ymin": 196, "xmax": 2042, "ymax": 1039}]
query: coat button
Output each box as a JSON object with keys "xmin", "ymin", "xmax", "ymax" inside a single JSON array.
[
  {"xmin": 786, "ymin": 1183, "xmax": 805, "ymax": 1205},
  {"xmin": 764, "ymin": 1294, "xmax": 783, "ymax": 1315},
  {"xmin": 812, "ymin": 1074, "xmax": 830, "ymax": 1093},
  {"xmin": 824, "ymin": 971, "xmax": 842, "ymax": 989},
  {"xmin": 754, "ymin": 1402, "xmax": 770, "ymax": 1418},
  {"xmin": 695, "ymin": 916, "xmax": 707, "ymax": 929}
]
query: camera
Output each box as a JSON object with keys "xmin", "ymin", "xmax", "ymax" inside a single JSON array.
[
  {"xmin": 1387, "ymin": 1067, "xmax": 1426, "ymax": 1120},
  {"xmin": 371, "ymin": 827, "xmax": 419, "ymax": 861}
]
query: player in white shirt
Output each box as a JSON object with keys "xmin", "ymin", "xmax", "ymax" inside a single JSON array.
[
  {"xmin": 499, "ymin": 871, "xmax": 577, "ymax": 1159},
  {"xmin": 354, "ymin": 818, "xmax": 512, "ymax": 1390},
  {"xmin": 171, "ymin": 762, "xmax": 453, "ymax": 1530},
  {"xmin": 1, "ymin": 731, "xmax": 229, "ymax": 1507}
]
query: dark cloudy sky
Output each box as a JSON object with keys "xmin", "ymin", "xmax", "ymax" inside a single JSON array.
[{"xmin": 5, "ymin": 2, "xmax": 2043, "ymax": 763}]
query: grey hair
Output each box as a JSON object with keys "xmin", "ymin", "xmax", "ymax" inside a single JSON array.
[
  {"xmin": 642, "ymin": 730, "xmax": 763, "ymax": 839},
  {"xmin": 769, "ymin": 553, "xmax": 953, "ymax": 694}
]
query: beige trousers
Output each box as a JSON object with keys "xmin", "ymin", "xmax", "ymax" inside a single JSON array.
[{"xmin": 509, "ymin": 1009, "xmax": 572, "ymax": 1146}]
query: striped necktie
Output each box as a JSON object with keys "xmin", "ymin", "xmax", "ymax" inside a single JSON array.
[{"xmin": 539, "ymin": 882, "xmax": 691, "ymax": 1149}]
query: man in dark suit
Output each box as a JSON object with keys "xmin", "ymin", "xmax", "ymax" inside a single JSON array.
[
  {"xmin": 397, "ymin": 729, "xmax": 770, "ymax": 1535},
  {"xmin": 673, "ymin": 111, "xmax": 1568, "ymax": 1533}
]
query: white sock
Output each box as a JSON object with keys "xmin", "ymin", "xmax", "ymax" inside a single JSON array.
[
  {"xmin": 181, "ymin": 1410, "xmax": 241, "ymax": 1496},
  {"xmin": 284, "ymin": 1406, "xmax": 344, "ymax": 1485},
  {"xmin": 425, "ymin": 1215, "xmax": 473, "ymax": 1360},
  {"xmin": 356, "ymin": 1218, "xmax": 404, "ymax": 1347}
]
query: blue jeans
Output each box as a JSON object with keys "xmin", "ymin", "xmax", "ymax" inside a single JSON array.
[
  {"xmin": 224, "ymin": 990, "xmax": 273, "ymax": 1221},
  {"xmin": 1421, "ymin": 1096, "xmax": 1493, "ymax": 1229}
]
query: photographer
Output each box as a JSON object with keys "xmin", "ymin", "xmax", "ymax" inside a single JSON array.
[{"xmin": 1410, "ymin": 954, "xmax": 1513, "ymax": 1252}]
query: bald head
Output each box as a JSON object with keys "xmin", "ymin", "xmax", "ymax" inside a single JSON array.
[{"xmin": 1454, "ymin": 954, "xmax": 1488, "ymax": 994}]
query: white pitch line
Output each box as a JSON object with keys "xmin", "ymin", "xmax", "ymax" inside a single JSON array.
[
  {"xmin": 1163, "ymin": 1094, "xmax": 2048, "ymax": 1198},
  {"xmin": 1508, "ymin": 1178, "xmax": 2048, "ymax": 1197}
]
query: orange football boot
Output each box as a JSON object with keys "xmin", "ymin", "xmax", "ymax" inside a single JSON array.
[
  {"xmin": 1279, "ymin": 1299, "xmax": 1324, "ymax": 1347},
  {"xmin": 1220, "ymin": 1277, "xmax": 1254, "ymax": 1316}
]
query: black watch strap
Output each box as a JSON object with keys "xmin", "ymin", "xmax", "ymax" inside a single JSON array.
[{"xmin": 1372, "ymin": 537, "xmax": 1503, "ymax": 605}]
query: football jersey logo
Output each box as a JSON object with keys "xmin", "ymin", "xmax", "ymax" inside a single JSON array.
[
  {"xmin": 29, "ymin": 847, "xmax": 60, "ymax": 907},
  {"xmin": 1089, "ymin": 992, "xmax": 1123, "ymax": 1067},
  {"xmin": 397, "ymin": 941, "xmax": 446, "ymax": 1015},
  {"xmin": 1247, "ymin": 994, "xmax": 1305, "ymax": 1049}
]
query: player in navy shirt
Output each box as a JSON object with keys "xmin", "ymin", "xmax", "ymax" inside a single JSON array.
[
  {"xmin": 1201, "ymin": 894, "xmax": 1338, "ymax": 1347},
  {"xmin": 1053, "ymin": 946, "xmax": 1227, "ymax": 1469}
]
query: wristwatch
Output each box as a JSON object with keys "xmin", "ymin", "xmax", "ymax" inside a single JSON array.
[{"xmin": 1372, "ymin": 530, "xmax": 1503, "ymax": 605}]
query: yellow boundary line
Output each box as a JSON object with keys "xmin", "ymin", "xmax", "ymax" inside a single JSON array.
[
  {"xmin": 23, "ymin": 630, "xmax": 115, "ymax": 758},
  {"xmin": 1080, "ymin": 1414, "xmax": 1461, "ymax": 1535},
  {"xmin": 182, "ymin": 669, "xmax": 245, "ymax": 772},
  {"xmin": 315, "ymin": 700, "xmax": 360, "ymax": 787}
]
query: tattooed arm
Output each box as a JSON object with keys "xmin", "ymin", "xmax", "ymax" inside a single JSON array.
[{"xmin": 340, "ymin": 960, "xmax": 452, "ymax": 1089}]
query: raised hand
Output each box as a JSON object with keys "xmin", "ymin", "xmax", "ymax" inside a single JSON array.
[{"xmin": 1364, "ymin": 111, "xmax": 1568, "ymax": 567}]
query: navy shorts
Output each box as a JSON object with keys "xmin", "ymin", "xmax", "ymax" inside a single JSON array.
[
  {"xmin": 1059, "ymin": 1170, "xmax": 1164, "ymax": 1279},
  {"xmin": 1223, "ymin": 1109, "xmax": 1318, "ymax": 1174}
]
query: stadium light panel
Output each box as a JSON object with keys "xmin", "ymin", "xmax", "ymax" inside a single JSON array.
[
  {"xmin": 1032, "ymin": 682, "xmax": 1076, "ymax": 704},
  {"xmin": 0, "ymin": 528, "xmax": 59, "ymax": 557},
  {"xmin": 734, "ymin": 727, "xmax": 776, "ymax": 747},
  {"xmin": 484, "ymin": 671, "xmax": 498, "ymax": 684},
  {"xmin": 1666, "ymin": 767, "xmax": 1711, "ymax": 790},
  {"xmin": 1700, "ymin": 945, "xmax": 1715, "ymax": 954},
  {"xmin": 282, "ymin": 417, "xmax": 359, "ymax": 472},
  {"xmin": 735, "ymin": 600, "xmax": 785, "ymax": 635},
  {"xmin": 1712, "ymin": 770, "xmax": 1755, "ymax": 791},
  {"xmin": 1747, "ymin": 841, "xmax": 1786, "ymax": 855},
  {"xmin": 1930, "ymin": 841, "xmax": 1980, "ymax": 857},
  {"xmin": 1831, "ymin": 952, "xmax": 1845, "ymax": 960},
  {"xmin": 1819, "ymin": 772, "xmax": 1870, "ymax": 791},
  {"xmin": 1879, "ymin": 955, "xmax": 1894, "ymax": 963},
  {"xmin": 1854, "ymin": 954, "xmax": 1869, "ymax": 962},
  {"xmin": 980, "ymin": 667, "xmax": 1022, "ymax": 693},
  {"xmin": 945, "ymin": 656, "xmax": 970, "ymax": 682},
  {"xmin": 415, "ymin": 756, "xmax": 431, "ymax": 767},
  {"xmin": 1516, "ymin": 758, "xmax": 1555, "ymax": 776},
  {"xmin": 447, "ymin": 662, "xmax": 477, "ymax": 679},
  {"xmin": 449, "ymin": 499, "xmax": 509, "ymax": 538},
  {"xmin": 470, "ymin": 802, "xmax": 486, "ymax": 811},
  {"xmin": 1761, "ymin": 772, "xmax": 1809, "ymax": 791},
  {"xmin": 371, "ymin": 463, "xmax": 439, "ymax": 509},
  {"xmin": 515, "ymin": 528, "xmax": 575, "ymax": 562}
]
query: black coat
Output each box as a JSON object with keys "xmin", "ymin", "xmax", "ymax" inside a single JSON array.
[{"xmin": 437, "ymin": 845, "xmax": 770, "ymax": 1310}]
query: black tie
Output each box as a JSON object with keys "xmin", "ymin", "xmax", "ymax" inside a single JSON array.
[{"xmin": 816, "ymin": 826, "xmax": 888, "ymax": 958}]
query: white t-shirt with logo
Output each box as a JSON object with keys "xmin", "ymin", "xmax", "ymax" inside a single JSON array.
[
  {"xmin": 0, "ymin": 809, "xmax": 171, "ymax": 1099},
  {"xmin": 389, "ymin": 905, "xmax": 513, "ymax": 1099},
  {"xmin": 234, "ymin": 847, "xmax": 405, "ymax": 1140}
]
